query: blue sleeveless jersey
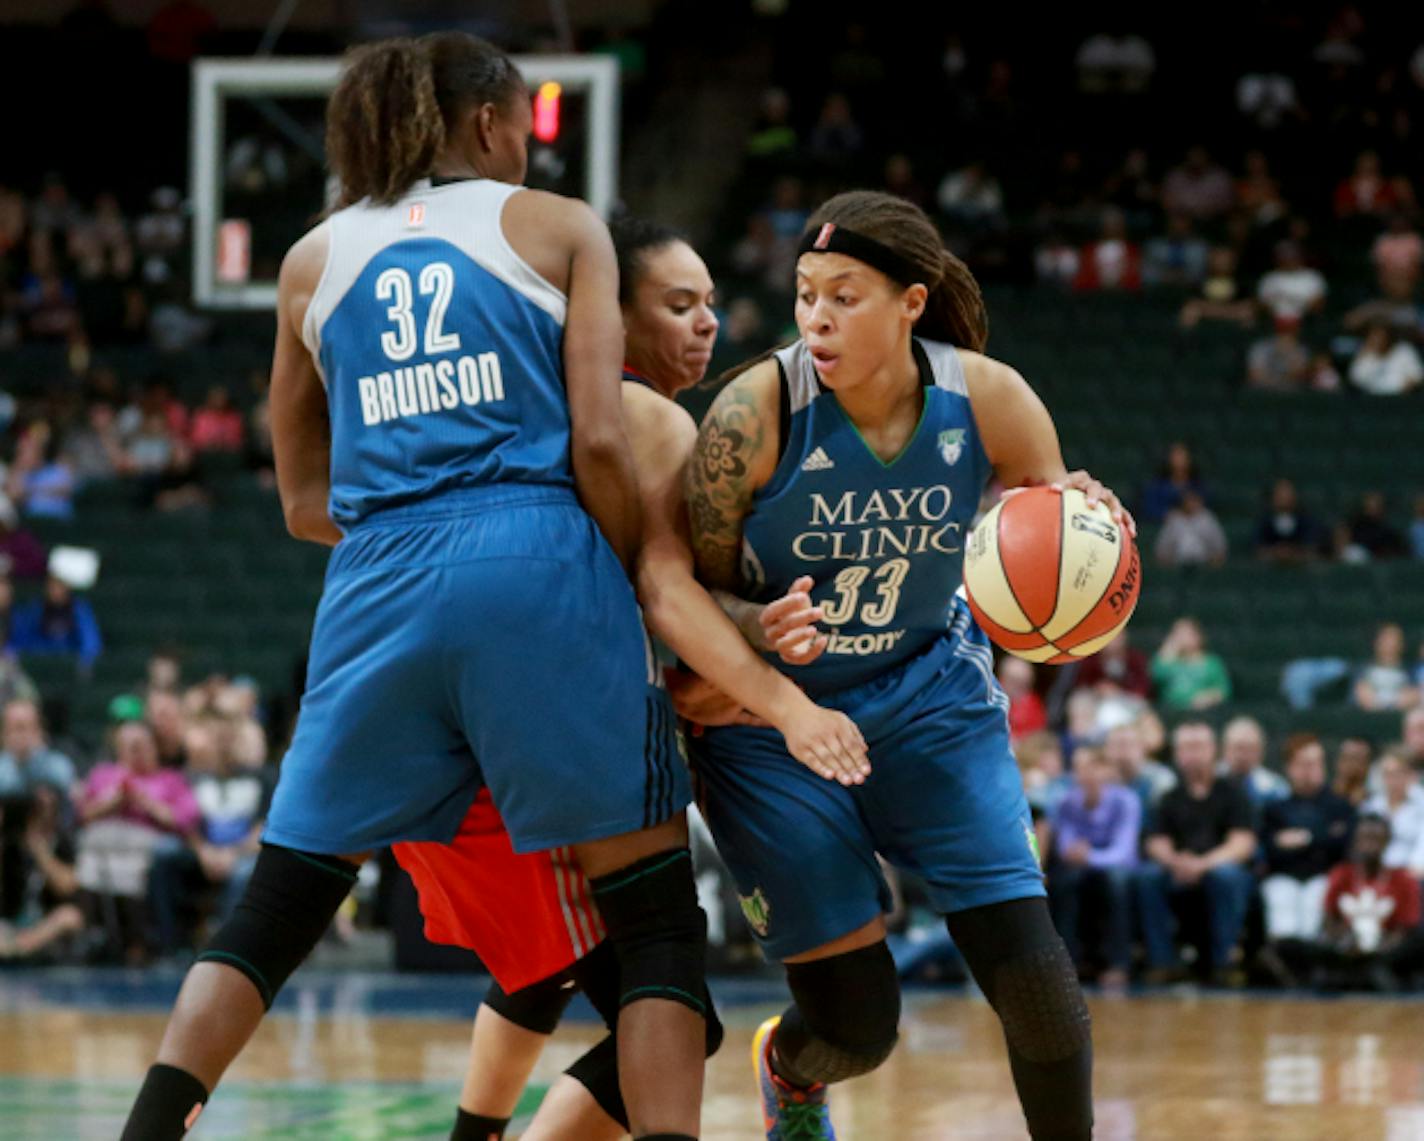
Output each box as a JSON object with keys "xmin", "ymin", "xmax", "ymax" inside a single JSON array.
[
  {"xmin": 741, "ymin": 338, "xmax": 992, "ymax": 695},
  {"xmin": 301, "ymin": 179, "xmax": 571, "ymax": 527}
]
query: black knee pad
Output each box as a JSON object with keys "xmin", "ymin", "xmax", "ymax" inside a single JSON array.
[
  {"xmin": 197, "ymin": 843, "xmax": 358, "ymax": 1009},
  {"xmin": 777, "ymin": 942, "xmax": 901, "ymax": 1084},
  {"xmin": 568, "ymin": 939, "xmax": 621, "ymax": 1030},
  {"xmin": 589, "ymin": 848, "xmax": 708, "ymax": 1020},
  {"xmin": 991, "ymin": 941, "xmax": 1092, "ymax": 1065},
  {"xmin": 483, "ymin": 970, "xmax": 577, "ymax": 1036},
  {"xmin": 569, "ymin": 936, "xmax": 724, "ymax": 1055},
  {"xmin": 948, "ymin": 897, "xmax": 1092, "ymax": 1066},
  {"xmin": 565, "ymin": 1035, "xmax": 627, "ymax": 1130}
]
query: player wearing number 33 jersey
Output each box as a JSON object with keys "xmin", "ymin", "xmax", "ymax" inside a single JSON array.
[
  {"xmin": 740, "ymin": 337, "xmax": 995, "ymax": 695},
  {"xmin": 686, "ymin": 191, "xmax": 1125, "ymax": 1141},
  {"xmin": 696, "ymin": 334, "xmax": 1037, "ymax": 959}
]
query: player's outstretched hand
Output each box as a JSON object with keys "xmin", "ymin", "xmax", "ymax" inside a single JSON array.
[
  {"xmin": 778, "ymin": 698, "xmax": 871, "ymax": 786},
  {"xmin": 664, "ymin": 668, "xmax": 767, "ymax": 727},
  {"xmin": 760, "ymin": 575, "xmax": 828, "ymax": 666}
]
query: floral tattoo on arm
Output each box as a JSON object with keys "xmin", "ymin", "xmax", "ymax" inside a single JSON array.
[{"xmin": 686, "ymin": 378, "xmax": 766, "ymax": 591}]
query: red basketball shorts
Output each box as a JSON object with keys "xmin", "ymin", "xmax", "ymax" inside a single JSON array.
[{"xmin": 392, "ymin": 790, "xmax": 606, "ymax": 993}]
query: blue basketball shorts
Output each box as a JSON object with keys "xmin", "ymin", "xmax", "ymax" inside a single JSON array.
[
  {"xmin": 693, "ymin": 610, "xmax": 1044, "ymax": 961},
  {"xmin": 265, "ymin": 485, "xmax": 688, "ymax": 856}
]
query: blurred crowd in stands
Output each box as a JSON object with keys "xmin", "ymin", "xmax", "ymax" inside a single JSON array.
[
  {"xmin": 0, "ymin": 657, "xmax": 279, "ymax": 967},
  {"xmin": 0, "ymin": 1, "xmax": 1423, "ymax": 985},
  {"xmin": 978, "ymin": 574, "xmax": 1424, "ymax": 990}
]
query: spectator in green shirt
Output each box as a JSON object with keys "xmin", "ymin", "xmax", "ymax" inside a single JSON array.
[{"xmin": 1152, "ymin": 618, "xmax": 1232, "ymax": 711}]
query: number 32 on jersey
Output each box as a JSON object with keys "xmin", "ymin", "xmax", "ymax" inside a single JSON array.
[{"xmin": 357, "ymin": 261, "xmax": 508, "ymax": 427}]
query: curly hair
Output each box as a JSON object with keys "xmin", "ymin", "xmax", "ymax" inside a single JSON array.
[{"xmin": 325, "ymin": 32, "xmax": 525, "ymax": 209}]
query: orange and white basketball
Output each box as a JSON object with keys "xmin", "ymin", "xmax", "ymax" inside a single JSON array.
[{"xmin": 962, "ymin": 486, "xmax": 1140, "ymax": 664}]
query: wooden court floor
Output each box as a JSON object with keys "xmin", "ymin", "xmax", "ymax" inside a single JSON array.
[{"xmin": 1, "ymin": 970, "xmax": 1422, "ymax": 1139}]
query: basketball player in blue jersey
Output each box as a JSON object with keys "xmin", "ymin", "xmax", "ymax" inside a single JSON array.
[
  {"xmin": 686, "ymin": 191, "xmax": 1136, "ymax": 1141},
  {"xmin": 118, "ymin": 34, "xmax": 811, "ymax": 1141},
  {"xmin": 421, "ymin": 216, "xmax": 866, "ymax": 1141}
]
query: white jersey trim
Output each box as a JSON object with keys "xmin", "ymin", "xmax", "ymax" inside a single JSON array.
[
  {"xmin": 775, "ymin": 336, "xmax": 968, "ymax": 414},
  {"xmin": 299, "ymin": 218, "xmax": 336, "ymax": 387},
  {"xmin": 301, "ymin": 180, "xmax": 568, "ymax": 384}
]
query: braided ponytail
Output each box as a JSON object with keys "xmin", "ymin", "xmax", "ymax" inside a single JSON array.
[
  {"xmin": 920, "ymin": 247, "xmax": 988, "ymax": 352},
  {"xmin": 326, "ymin": 39, "xmax": 443, "ymax": 209},
  {"xmin": 325, "ymin": 32, "xmax": 526, "ymax": 210}
]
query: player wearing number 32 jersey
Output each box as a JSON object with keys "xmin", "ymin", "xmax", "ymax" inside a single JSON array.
[{"xmin": 121, "ymin": 33, "xmax": 711, "ymax": 1141}]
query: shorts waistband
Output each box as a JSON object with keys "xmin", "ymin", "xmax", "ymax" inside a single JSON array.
[{"xmin": 352, "ymin": 483, "xmax": 581, "ymax": 527}]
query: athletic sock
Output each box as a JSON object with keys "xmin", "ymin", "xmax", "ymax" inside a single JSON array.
[
  {"xmin": 450, "ymin": 1108, "xmax": 509, "ymax": 1139},
  {"xmin": 120, "ymin": 1064, "xmax": 210, "ymax": 1140}
]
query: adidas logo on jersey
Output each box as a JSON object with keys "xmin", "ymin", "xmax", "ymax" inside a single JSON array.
[{"xmin": 801, "ymin": 447, "xmax": 835, "ymax": 472}]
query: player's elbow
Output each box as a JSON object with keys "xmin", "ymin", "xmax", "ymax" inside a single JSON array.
[
  {"xmin": 570, "ymin": 431, "xmax": 637, "ymax": 493},
  {"xmin": 636, "ymin": 560, "xmax": 687, "ymax": 641},
  {"xmin": 570, "ymin": 426, "xmax": 629, "ymax": 466},
  {"xmin": 283, "ymin": 500, "xmax": 336, "ymax": 545}
]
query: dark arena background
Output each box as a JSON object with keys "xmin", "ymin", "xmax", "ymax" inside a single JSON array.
[{"xmin": 1, "ymin": 1, "xmax": 1423, "ymax": 1137}]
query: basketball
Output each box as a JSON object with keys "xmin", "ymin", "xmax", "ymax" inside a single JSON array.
[{"xmin": 963, "ymin": 486, "xmax": 1140, "ymax": 665}]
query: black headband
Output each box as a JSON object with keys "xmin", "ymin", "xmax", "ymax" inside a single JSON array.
[{"xmin": 796, "ymin": 222, "xmax": 921, "ymax": 287}]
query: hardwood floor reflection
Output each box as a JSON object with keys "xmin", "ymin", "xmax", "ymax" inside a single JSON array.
[{"xmin": 2, "ymin": 988, "xmax": 1421, "ymax": 1138}]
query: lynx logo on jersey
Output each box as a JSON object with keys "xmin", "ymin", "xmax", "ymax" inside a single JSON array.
[
  {"xmin": 938, "ymin": 429, "xmax": 965, "ymax": 466},
  {"xmin": 739, "ymin": 887, "xmax": 771, "ymax": 937}
]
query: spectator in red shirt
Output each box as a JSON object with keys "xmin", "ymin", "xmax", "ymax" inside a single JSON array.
[
  {"xmin": 997, "ymin": 656, "xmax": 1047, "ymax": 741},
  {"xmin": 189, "ymin": 386, "xmax": 244, "ymax": 453},
  {"xmin": 1073, "ymin": 629, "xmax": 1152, "ymax": 700},
  {"xmin": 1073, "ymin": 208, "xmax": 1141, "ymax": 292},
  {"xmin": 1334, "ymin": 151, "xmax": 1416, "ymax": 220},
  {"xmin": 1306, "ymin": 814, "xmax": 1424, "ymax": 991},
  {"xmin": 1372, "ymin": 213, "xmax": 1423, "ymax": 293}
]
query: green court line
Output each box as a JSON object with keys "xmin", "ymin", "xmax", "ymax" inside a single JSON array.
[{"xmin": 0, "ymin": 1076, "xmax": 549, "ymax": 1140}]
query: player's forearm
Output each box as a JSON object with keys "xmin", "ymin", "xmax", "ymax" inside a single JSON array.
[
  {"xmin": 710, "ymin": 589, "xmax": 771, "ymax": 652},
  {"xmin": 281, "ymin": 492, "xmax": 341, "ymax": 546},
  {"xmin": 572, "ymin": 435, "xmax": 642, "ymax": 571},
  {"xmin": 273, "ymin": 416, "xmax": 338, "ymax": 546},
  {"xmin": 641, "ymin": 562, "xmax": 803, "ymax": 726}
]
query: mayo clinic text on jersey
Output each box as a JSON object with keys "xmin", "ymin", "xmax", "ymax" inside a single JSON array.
[{"xmin": 790, "ymin": 486, "xmax": 963, "ymax": 562}]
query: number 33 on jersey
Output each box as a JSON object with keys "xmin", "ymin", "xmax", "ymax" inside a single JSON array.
[{"xmin": 741, "ymin": 338, "xmax": 994, "ymax": 695}]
